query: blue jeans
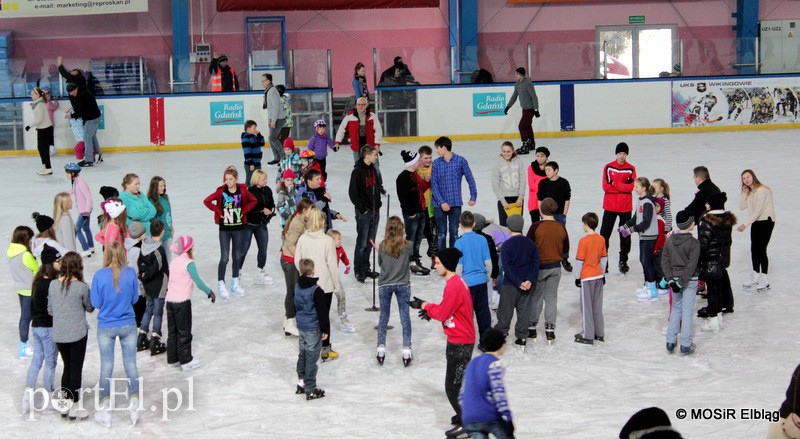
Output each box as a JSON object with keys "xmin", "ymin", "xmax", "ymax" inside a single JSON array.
[
  {"xmin": 297, "ymin": 328, "xmax": 322, "ymax": 393},
  {"xmin": 434, "ymin": 206, "xmax": 461, "ymax": 250},
  {"xmin": 464, "ymin": 421, "xmax": 515, "ymax": 439},
  {"xmin": 377, "ymin": 284, "xmax": 412, "ymax": 348},
  {"xmin": 19, "ymin": 294, "xmax": 31, "ymax": 343},
  {"xmin": 403, "ymin": 212, "xmax": 426, "ymax": 261},
  {"xmin": 241, "ymin": 223, "xmax": 269, "ymax": 269},
  {"xmin": 244, "ymin": 162, "xmax": 261, "ymax": 188},
  {"xmin": 26, "ymin": 326, "xmax": 58, "ymax": 390},
  {"xmin": 667, "ymin": 280, "xmax": 698, "ymax": 349},
  {"xmin": 218, "ymin": 228, "xmax": 245, "ymax": 280},
  {"xmin": 354, "ymin": 208, "xmax": 380, "ymax": 274},
  {"xmin": 75, "ymin": 213, "xmax": 94, "ymax": 251},
  {"xmin": 97, "ymin": 324, "xmax": 140, "ymax": 400},
  {"xmin": 82, "ymin": 116, "xmax": 101, "ymax": 163},
  {"xmin": 140, "ymin": 296, "xmax": 165, "ymax": 334}
]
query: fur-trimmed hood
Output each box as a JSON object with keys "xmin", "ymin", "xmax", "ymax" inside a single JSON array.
[{"xmin": 702, "ymin": 210, "xmax": 737, "ymax": 228}]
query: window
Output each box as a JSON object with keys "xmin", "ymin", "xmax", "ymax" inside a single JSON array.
[{"xmin": 597, "ymin": 25, "xmax": 677, "ymax": 79}]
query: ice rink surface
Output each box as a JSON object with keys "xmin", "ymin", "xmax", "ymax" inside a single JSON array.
[{"xmin": 1, "ymin": 129, "xmax": 797, "ymax": 438}]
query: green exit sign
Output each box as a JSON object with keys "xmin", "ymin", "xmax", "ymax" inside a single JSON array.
[{"xmin": 629, "ymin": 15, "xmax": 645, "ymax": 24}]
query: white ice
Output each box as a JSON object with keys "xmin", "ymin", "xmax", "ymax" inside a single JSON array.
[{"xmin": 2, "ymin": 129, "xmax": 797, "ymax": 438}]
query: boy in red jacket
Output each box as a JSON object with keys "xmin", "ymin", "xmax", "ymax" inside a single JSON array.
[
  {"xmin": 408, "ymin": 247, "xmax": 475, "ymax": 438},
  {"xmin": 599, "ymin": 142, "xmax": 637, "ymax": 274}
]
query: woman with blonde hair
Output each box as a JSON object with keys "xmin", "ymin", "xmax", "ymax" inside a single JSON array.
[
  {"xmin": 737, "ymin": 169, "xmax": 776, "ymax": 290},
  {"xmin": 294, "ymin": 208, "xmax": 342, "ymax": 361},
  {"xmin": 376, "ymin": 216, "xmax": 413, "ymax": 367},
  {"xmin": 90, "ymin": 242, "xmax": 141, "ymax": 427},
  {"xmin": 53, "ymin": 192, "xmax": 77, "ymax": 252},
  {"xmin": 242, "ymin": 169, "xmax": 275, "ymax": 284}
]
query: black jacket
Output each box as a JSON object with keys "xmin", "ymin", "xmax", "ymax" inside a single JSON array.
[
  {"xmin": 58, "ymin": 65, "xmax": 88, "ymax": 89},
  {"xmin": 31, "ymin": 278, "xmax": 54, "ymax": 328},
  {"xmin": 685, "ymin": 179, "xmax": 721, "ymax": 223},
  {"xmin": 208, "ymin": 59, "xmax": 239, "ymax": 92},
  {"xmin": 137, "ymin": 238, "xmax": 169, "ymax": 299},
  {"xmin": 246, "ymin": 185, "xmax": 275, "ymax": 225},
  {"xmin": 349, "ymin": 159, "xmax": 382, "ymax": 213},
  {"xmin": 697, "ymin": 210, "xmax": 736, "ymax": 275},
  {"xmin": 396, "ymin": 170, "xmax": 423, "ymax": 216},
  {"xmin": 70, "ymin": 87, "xmax": 101, "ymax": 121},
  {"xmin": 477, "ymin": 230, "xmax": 499, "ymax": 280}
]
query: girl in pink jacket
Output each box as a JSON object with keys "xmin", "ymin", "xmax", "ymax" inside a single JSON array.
[{"xmin": 65, "ymin": 163, "xmax": 94, "ymax": 257}]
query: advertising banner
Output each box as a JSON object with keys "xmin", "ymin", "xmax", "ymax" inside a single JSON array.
[
  {"xmin": 672, "ymin": 78, "xmax": 800, "ymax": 127},
  {"xmin": 0, "ymin": 0, "xmax": 147, "ymax": 18},
  {"xmin": 473, "ymin": 92, "xmax": 506, "ymax": 117},
  {"xmin": 210, "ymin": 101, "xmax": 244, "ymax": 126}
]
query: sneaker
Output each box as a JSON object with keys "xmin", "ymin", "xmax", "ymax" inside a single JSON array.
[
  {"xmin": 619, "ymin": 261, "xmax": 629, "ymax": 274},
  {"xmin": 574, "ymin": 333, "xmax": 594, "ymax": 345},
  {"xmin": 666, "ymin": 342, "xmax": 676, "ymax": 354},
  {"xmin": 321, "ymin": 346, "xmax": 339, "ymax": 362},
  {"xmin": 129, "ymin": 396, "xmax": 141, "ymax": 426},
  {"xmin": 256, "ymin": 269, "xmax": 274, "ymax": 285},
  {"xmin": 230, "ymin": 278, "xmax": 246, "ymax": 298},
  {"xmin": 69, "ymin": 405, "xmax": 89, "ymax": 421},
  {"xmin": 680, "ymin": 343, "xmax": 696, "ymax": 356},
  {"xmin": 217, "ymin": 280, "xmax": 231, "ymax": 300},
  {"xmin": 402, "ymin": 347, "xmax": 413, "ymax": 367},
  {"xmin": 338, "ymin": 313, "xmax": 356, "ymax": 333},
  {"xmin": 37, "ymin": 167, "xmax": 53, "ymax": 176},
  {"xmin": 306, "ymin": 388, "xmax": 326, "ymax": 400},
  {"xmin": 181, "ymin": 358, "xmax": 202, "ymax": 371},
  {"xmin": 94, "ymin": 399, "xmax": 112, "ymax": 427},
  {"xmin": 376, "ymin": 345, "xmax": 386, "ymax": 365},
  {"xmin": 561, "ymin": 259, "xmax": 573, "ymax": 272},
  {"xmin": 295, "ymin": 380, "xmax": 305, "ymax": 394}
]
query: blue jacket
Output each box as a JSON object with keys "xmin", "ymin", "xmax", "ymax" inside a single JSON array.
[
  {"xmin": 460, "ymin": 353, "xmax": 513, "ymax": 425},
  {"xmin": 500, "ymin": 234, "xmax": 540, "ymax": 287},
  {"xmin": 90, "ymin": 266, "xmax": 139, "ymax": 329},
  {"xmin": 154, "ymin": 194, "xmax": 173, "ymax": 241}
]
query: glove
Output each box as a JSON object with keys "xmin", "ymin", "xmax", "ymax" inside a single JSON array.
[
  {"xmin": 533, "ymin": 109, "xmax": 541, "ymax": 118},
  {"xmin": 504, "ymin": 106, "xmax": 509, "ymax": 115},
  {"xmin": 575, "ymin": 279, "xmax": 581, "ymax": 288},
  {"xmin": 208, "ymin": 291, "xmax": 217, "ymax": 303},
  {"xmin": 618, "ymin": 225, "xmax": 632, "ymax": 238},
  {"xmin": 626, "ymin": 176, "xmax": 634, "ymax": 184},
  {"xmin": 508, "ymin": 421, "xmax": 515, "ymax": 435},
  {"xmin": 669, "ymin": 280, "xmax": 682, "ymax": 294},
  {"xmin": 25, "ymin": 125, "xmax": 30, "ymax": 132},
  {"xmin": 407, "ymin": 296, "xmax": 424, "ymax": 309},
  {"xmin": 418, "ymin": 309, "xmax": 431, "ymax": 321},
  {"xmin": 344, "ymin": 265, "xmax": 351, "ymax": 275},
  {"xmin": 333, "ymin": 145, "xmax": 340, "ymax": 152},
  {"xmin": 602, "ymin": 277, "xmax": 606, "ymax": 285}
]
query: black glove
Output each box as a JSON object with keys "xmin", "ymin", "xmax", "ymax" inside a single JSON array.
[
  {"xmin": 418, "ymin": 309, "xmax": 431, "ymax": 321},
  {"xmin": 333, "ymin": 145, "xmax": 339, "ymax": 152},
  {"xmin": 507, "ymin": 421, "xmax": 515, "ymax": 435},
  {"xmin": 25, "ymin": 125, "xmax": 30, "ymax": 132},
  {"xmin": 602, "ymin": 277, "xmax": 606, "ymax": 285},
  {"xmin": 533, "ymin": 109, "xmax": 541, "ymax": 118},
  {"xmin": 504, "ymin": 106, "xmax": 509, "ymax": 115},
  {"xmin": 208, "ymin": 291, "xmax": 217, "ymax": 303},
  {"xmin": 407, "ymin": 296, "xmax": 424, "ymax": 309},
  {"xmin": 575, "ymin": 279, "xmax": 581, "ymax": 288},
  {"xmin": 626, "ymin": 176, "xmax": 634, "ymax": 184},
  {"xmin": 669, "ymin": 281, "xmax": 682, "ymax": 294}
]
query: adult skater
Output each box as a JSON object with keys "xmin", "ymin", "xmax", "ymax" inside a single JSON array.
[
  {"xmin": 599, "ymin": 142, "xmax": 637, "ymax": 273},
  {"xmin": 262, "ymin": 73, "xmax": 286, "ymax": 165},
  {"xmin": 737, "ymin": 169, "xmax": 775, "ymax": 291},
  {"xmin": 684, "ymin": 166, "xmax": 720, "ymax": 224},
  {"xmin": 349, "ymin": 145, "xmax": 382, "ymax": 283},
  {"xmin": 431, "ymin": 136, "xmax": 477, "ymax": 250},
  {"xmin": 504, "ymin": 67, "xmax": 540, "ymax": 155}
]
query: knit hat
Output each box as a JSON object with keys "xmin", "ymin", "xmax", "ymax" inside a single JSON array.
[
  {"xmin": 619, "ymin": 407, "xmax": 672, "ymax": 439},
  {"xmin": 473, "ymin": 213, "xmax": 487, "ymax": 232},
  {"xmin": 653, "ymin": 197, "xmax": 666, "ymax": 213},
  {"xmin": 515, "ymin": 67, "xmax": 526, "ymax": 76},
  {"xmin": 283, "ymin": 136, "xmax": 296, "ymax": 151},
  {"xmin": 480, "ymin": 328, "xmax": 506, "ymax": 352},
  {"xmin": 218, "ymin": 54, "xmax": 228, "ymax": 63},
  {"xmin": 99, "ymin": 186, "xmax": 119, "ymax": 200},
  {"xmin": 102, "ymin": 200, "xmax": 126, "ymax": 219},
  {"xmin": 128, "ymin": 221, "xmax": 146, "ymax": 239},
  {"xmin": 615, "ymin": 142, "xmax": 630, "ymax": 155},
  {"xmin": 41, "ymin": 244, "xmax": 62, "ymax": 265},
  {"xmin": 32, "ymin": 212, "xmax": 54, "ymax": 233},
  {"xmin": 66, "ymin": 82, "xmax": 78, "ymax": 93},
  {"xmin": 282, "ymin": 169, "xmax": 297, "ymax": 180},
  {"xmin": 534, "ymin": 146, "xmax": 550, "ymax": 157},
  {"xmin": 675, "ymin": 210, "xmax": 694, "ymax": 230},
  {"xmin": 540, "ymin": 198, "xmax": 558, "ymax": 216},
  {"xmin": 434, "ymin": 248, "xmax": 463, "ymax": 272},
  {"xmin": 506, "ymin": 214, "xmax": 525, "ymax": 233},
  {"xmin": 707, "ymin": 191, "xmax": 727, "ymax": 210},
  {"xmin": 401, "ymin": 150, "xmax": 419, "ymax": 167},
  {"xmin": 170, "ymin": 235, "xmax": 194, "ymax": 255}
]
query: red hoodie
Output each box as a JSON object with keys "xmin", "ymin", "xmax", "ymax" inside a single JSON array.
[
  {"xmin": 601, "ymin": 159, "xmax": 637, "ymax": 213},
  {"xmin": 425, "ymin": 274, "xmax": 476, "ymax": 345}
]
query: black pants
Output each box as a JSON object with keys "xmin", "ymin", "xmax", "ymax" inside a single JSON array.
[
  {"xmin": 423, "ymin": 215, "xmax": 437, "ymax": 258},
  {"xmin": 166, "ymin": 301, "xmax": 193, "ymax": 365},
  {"xmin": 529, "ymin": 209, "xmax": 541, "ymax": 224},
  {"xmin": 315, "ymin": 158, "xmax": 327, "ymax": 182},
  {"xmin": 518, "ymin": 109, "xmax": 535, "ymax": 144},
  {"xmin": 57, "ymin": 335, "xmax": 87, "ymax": 402},
  {"xmin": 37, "ymin": 126, "xmax": 54, "ymax": 169},
  {"xmin": 751, "ymin": 219, "xmax": 774, "ymax": 273},
  {"xmin": 705, "ymin": 269, "xmax": 733, "ymax": 315},
  {"xmin": 281, "ymin": 257, "xmax": 298, "ymax": 318},
  {"xmin": 599, "ymin": 210, "xmax": 632, "ymax": 263},
  {"xmin": 278, "ymin": 126, "xmax": 291, "ymax": 145},
  {"xmin": 134, "ymin": 295, "xmax": 147, "ymax": 329},
  {"xmin": 445, "ymin": 342, "xmax": 474, "ymax": 424},
  {"xmin": 321, "ymin": 293, "xmax": 333, "ymax": 348},
  {"xmin": 470, "ymin": 283, "xmax": 492, "ymax": 337},
  {"xmin": 497, "ymin": 197, "xmax": 519, "ymax": 227}
]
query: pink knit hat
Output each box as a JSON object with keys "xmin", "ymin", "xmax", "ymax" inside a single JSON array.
[{"xmin": 170, "ymin": 235, "xmax": 194, "ymax": 254}]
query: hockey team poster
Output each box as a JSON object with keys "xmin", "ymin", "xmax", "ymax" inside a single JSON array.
[{"xmin": 671, "ymin": 77, "xmax": 800, "ymax": 127}]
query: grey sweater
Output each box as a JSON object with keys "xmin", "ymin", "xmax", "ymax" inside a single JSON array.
[
  {"xmin": 48, "ymin": 279, "xmax": 94, "ymax": 343},
  {"xmin": 661, "ymin": 232, "xmax": 701, "ymax": 288},
  {"xmin": 507, "ymin": 78, "xmax": 539, "ymax": 110},
  {"xmin": 378, "ymin": 241, "xmax": 412, "ymax": 286},
  {"xmin": 55, "ymin": 214, "xmax": 77, "ymax": 252}
]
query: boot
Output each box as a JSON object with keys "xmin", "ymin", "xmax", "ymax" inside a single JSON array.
[
  {"xmin": 376, "ymin": 345, "xmax": 385, "ymax": 365},
  {"xmin": 742, "ymin": 271, "xmax": 760, "ymax": 288},
  {"xmin": 636, "ymin": 282, "xmax": 658, "ymax": 302},
  {"xmin": 545, "ymin": 323, "xmax": 556, "ymax": 345},
  {"xmin": 150, "ymin": 332, "xmax": 166, "ymax": 356},
  {"xmin": 283, "ymin": 318, "xmax": 299, "ymax": 337},
  {"xmin": 230, "ymin": 277, "xmax": 246, "ymax": 298},
  {"xmin": 756, "ymin": 274, "xmax": 770, "ymax": 291},
  {"xmin": 136, "ymin": 330, "xmax": 149, "ymax": 352},
  {"xmin": 18, "ymin": 341, "xmax": 32, "ymax": 359},
  {"xmin": 217, "ymin": 280, "xmax": 231, "ymax": 300},
  {"xmin": 701, "ymin": 315, "xmax": 722, "ymax": 333},
  {"xmin": 402, "ymin": 347, "xmax": 413, "ymax": 367},
  {"xmin": 321, "ymin": 346, "xmax": 339, "ymax": 362}
]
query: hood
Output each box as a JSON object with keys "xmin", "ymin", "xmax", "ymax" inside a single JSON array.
[
  {"xmin": 354, "ymin": 159, "xmax": 374, "ymax": 171},
  {"xmin": 703, "ymin": 211, "xmax": 737, "ymax": 228},
  {"xmin": 140, "ymin": 237, "xmax": 162, "ymax": 255},
  {"xmin": 668, "ymin": 231, "xmax": 695, "ymax": 246},
  {"xmin": 297, "ymin": 275, "xmax": 319, "ymax": 288},
  {"xmin": 7, "ymin": 242, "xmax": 28, "ymax": 258}
]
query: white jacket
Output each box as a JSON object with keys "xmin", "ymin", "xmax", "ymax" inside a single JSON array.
[{"xmin": 294, "ymin": 230, "xmax": 342, "ymax": 294}]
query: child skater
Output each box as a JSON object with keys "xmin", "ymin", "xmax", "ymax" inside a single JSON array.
[
  {"xmin": 22, "ymin": 245, "xmax": 61, "ymax": 415},
  {"xmin": 651, "ymin": 178, "xmax": 673, "ymax": 233},
  {"xmin": 32, "ymin": 213, "xmax": 69, "ymax": 259},
  {"xmin": 276, "ymin": 169, "xmax": 299, "ymax": 228},
  {"xmin": 147, "ymin": 176, "xmax": 174, "ymax": 263},
  {"xmin": 307, "ymin": 119, "xmax": 338, "ymax": 181},
  {"xmin": 241, "ymin": 119, "xmax": 265, "ymax": 185},
  {"xmin": 294, "ymin": 258, "xmax": 329, "ymax": 400},
  {"xmin": 376, "ymin": 216, "xmax": 413, "ymax": 366},
  {"xmin": 652, "ymin": 197, "xmax": 668, "ymax": 295},
  {"xmin": 662, "ymin": 210, "xmax": 701, "ymax": 356},
  {"xmin": 620, "ymin": 177, "xmax": 659, "ymax": 302},
  {"xmin": 53, "ymin": 192, "xmax": 78, "ymax": 253},
  {"xmin": 97, "ymin": 186, "xmax": 119, "ymax": 227},
  {"xmin": 277, "ymin": 137, "xmax": 302, "ymax": 185},
  {"xmin": 166, "ymin": 236, "xmax": 216, "ymax": 371},
  {"xmin": 573, "ymin": 213, "xmax": 608, "ymax": 345},
  {"xmin": 8, "ymin": 226, "xmax": 38, "ymax": 359},
  {"xmin": 137, "ymin": 220, "xmax": 169, "ymax": 355},
  {"xmin": 95, "ymin": 199, "xmax": 128, "ymax": 248},
  {"xmin": 327, "ymin": 229, "xmax": 355, "ymax": 332},
  {"xmin": 65, "ymin": 163, "xmax": 94, "ymax": 257}
]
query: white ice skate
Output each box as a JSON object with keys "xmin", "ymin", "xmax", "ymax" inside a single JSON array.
[
  {"xmin": 338, "ymin": 313, "xmax": 356, "ymax": 333},
  {"xmin": 230, "ymin": 278, "xmax": 246, "ymax": 298},
  {"xmin": 129, "ymin": 396, "xmax": 141, "ymax": 426},
  {"xmin": 217, "ymin": 280, "xmax": 231, "ymax": 300},
  {"xmin": 94, "ymin": 399, "xmax": 112, "ymax": 427},
  {"xmin": 742, "ymin": 271, "xmax": 760, "ymax": 288},
  {"xmin": 756, "ymin": 274, "xmax": 770, "ymax": 292},
  {"xmin": 256, "ymin": 269, "xmax": 274, "ymax": 285}
]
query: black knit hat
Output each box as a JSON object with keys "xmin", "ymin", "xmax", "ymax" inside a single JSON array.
[
  {"xmin": 615, "ymin": 142, "xmax": 630, "ymax": 155},
  {"xmin": 675, "ymin": 210, "xmax": 694, "ymax": 230},
  {"xmin": 515, "ymin": 67, "xmax": 526, "ymax": 76},
  {"xmin": 401, "ymin": 150, "xmax": 419, "ymax": 167},
  {"xmin": 41, "ymin": 244, "xmax": 62, "ymax": 265},
  {"xmin": 480, "ymin": 328, "xmax": 506, "ymax": 352},
  {"xmin": 32, "ymin": 212, "xmax": 54, "ymax": 233},
  {"xmin": 435, "ymin": 248, "xmax": 463, "ymax": 272},
  {"xmin": 534, "ymin": 146, "xmax": 550, "ymax": 157},
  {"xmin": 99, "ymin": 186, "xmax": 119, "ymax": 200},
  {"xmin": 218, "ymin": 54, "xmax": 228, "ymax": 63},
  {"xmin": 619, "ymin": 407, "xmax": 672, "ymax": 439},
  {"xmin": 707, "ymin": 191, "xmax": 727, "ymax": 210}
]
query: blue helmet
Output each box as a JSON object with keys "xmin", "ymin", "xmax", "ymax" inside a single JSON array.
[{"xmin": 64, "ymin": 163, "xmax": 81, "ymax": 172}]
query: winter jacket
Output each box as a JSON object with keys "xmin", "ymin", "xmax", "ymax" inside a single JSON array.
[
  {"xmin": 294, "ymin": 275, "xmax": 330, "ymax": 334},
  {"xmin": 31, "ymin": 278, "xmax": 54, "ymax": 327},
  {"xmin": 119, "ymin": 192, "xmax": 157, "ymax": 235},
  {"xmin": 307, "ymin": 132, "xmax": 336, "ymax": 160},
  {"xmin": 335, "ymin": 108, "xmax": 383, "ymax": 152},
  {"xmin": 349, "ymin": 159, "xmax": 383, "ymax": 213},
  {"xmin": 625, "ymin": 195, "xmax": 658, "ymax": 240},
  {"xmin": 71, "ymin": 175, "xmax": 93, "ymax": 215},
  {"xmin": 138, "ymin": 237, "xmax": 169, "ymax": 299},
  {"xmin": 241, "ymin": 132, "xmax": 265, "ymax": 166},
  {"xmin": 294, "ymin": 230, "xmax": 342, "ymax": 294},
  {"xmin": 246, "ymin": 185, "xmax": 275, "ymax": 225},
  {"xmin": 336, "ymin": 246, "xmax": 350, "ymax": 267},
  {"xmin": 46, "ymin": 99, "xmax": 58, "ymax": 126},
  {"xmin": 459, "ymin": 353, "xmax": 513, "ymax": 426},
  {"xmin": 507, "ymin": 77, "xmax": 539, "ymax": 110},
  {"xmin": 263, "ymin": 84, "xmax": 283, "ymax": 122},
  {"xmin": 492, "ymin": 156, "xmax": 526, "ymax": 200},
  {"xmin": 90, "ymin": 266, "xmax": 139, "ymax": 329},
  {"xmin": 739, "ymin": 185, "xmax": 776, "ymax": 226},
  {"xmin": 281, "ymin": 214, "xmax": 306, "ymax": 260},
  {"xmin": 685, "ymin": 179, "xmax": 721, "ymax": 223},
  {"xmin": 48, "ymin": 279, "xmax": 93, "ymax": 343},
  {"xmin": 95, "ymin": 222, "xmax": 124, "ymax": 247},
  {"xmin": 698, "ymin": 210, "xmax": 736, "ymax": 277},
  {"xmin": 153, "ymin": 194, "xmax": 173, "ymax": 242},
  {"xmin": 69, "ymin": 87, "xmax": 101, "ymax": 121},
  {"xmin": 7, "ymin": 243, "xmax": 38, "ymax": 295},
  {"xmin": 378, "ymin": 241, "xmax": 412, "ymax": 286},
  {"xmin": 424, "ymin": 274, "xmax": 476, "ymax": 345},
  {"xmin": 203, "ymin": 184, "xmax": 257, "ymax": 227},
  {"xmin": 396, "ymin": 169, "xmax": 424, "ymax": 216},
  {"xmin": 55, "ymin": 214, "xmax": 77, "ymax": 252},
  {"xmin": 167, "ymin": 253, "xmax": 211, "ymax": 303},
  {"xmin": 417, "ymin": 165, "xmax": 433, "ymax": 216},
  {"xmin": 276, "ymin": 152, "xmax": 302, "ymax": 185},
  {"xmin": 601, "ymin": 160, "xmax": 637, "ymax": 213},
  {"xmin": 276, "ymin": 184, "xmax": 298, "ymax": 227},
  {"xmin": 661, "ymin": 231, "xmax": 700, "ymax": 288},
  {"xmin": 281, "ymin": 95, "xmax": 293, "ymax": 127},
  {"xmin": 29, "ymin": 98, "xmax": 53, "ymax": 130},
  {"xmin": 527, "ymin": 161, "xmax": 547, "ymax": 212},
  {"xmin": 353, "ymin": 74, "xmax": 369, "ymax": 99}
]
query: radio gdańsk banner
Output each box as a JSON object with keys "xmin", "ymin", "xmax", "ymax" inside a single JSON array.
[{"xmin": 0, "ymin": 0, "xmax": 147, "ymax": 18}]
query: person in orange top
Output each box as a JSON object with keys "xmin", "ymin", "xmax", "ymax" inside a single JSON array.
[{"xmin": 573, "ymin": 212, "xmax": 608, "ymax": 345}]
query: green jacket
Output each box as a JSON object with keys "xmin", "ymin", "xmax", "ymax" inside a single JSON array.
[{"xmin": 7, "ymin": 243, "xmax": 38, "ymax": 296}]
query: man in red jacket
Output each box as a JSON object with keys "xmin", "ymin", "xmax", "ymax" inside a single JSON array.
[
  {"xmin": 410, "ymin": 248, "xmax": 475, "ymax": 438},
  {"xmin": 334, "ymin": 97, "xmax": 383, "ymax": 166},
  {"xmin": 599, "ymin": 142, "xmax": 637, "ymax": 273}
]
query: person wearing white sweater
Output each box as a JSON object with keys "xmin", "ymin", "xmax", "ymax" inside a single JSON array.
[
  {"xmin": 27, "ymin": 87, "xmax": 55, "ymax": 176},
  {"xmin": 491, "ymin": 141, "xmax": 526, "ymax": 227},
  {"xmin": 737, "ymin": 169, "xmax": 776, "ymax": 290}
]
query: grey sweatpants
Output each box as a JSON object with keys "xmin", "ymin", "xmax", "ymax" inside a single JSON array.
[
  {"xmin": 579, "ymin": 278, "xmax": 604, "ymax": 339},
  {"xmin": 494, "ymin": 283, "xmax": 533, "ymax": 341},
  {"xmin": 529, "ymin": 267, "xmax": 561, "ymax": 328}
]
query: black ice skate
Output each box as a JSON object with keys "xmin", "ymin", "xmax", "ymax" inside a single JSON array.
[
  {"xmin": 619, "ymin": 261, "xmax": 630, "ymax": 274},
  {"xmin": 545, "ymin": 324, "xmax": 556, "ymax": 345},
  {"xmin": 306, "ymin": 388, "xmax": 325, "ymax": 400}
]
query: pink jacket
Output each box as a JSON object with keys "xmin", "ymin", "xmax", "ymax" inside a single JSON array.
[
  {"xmin": 71, "ymin": 175, "xmax": 93, "ymax": 215},
  {"xmin": 166, "ymin": 253, "xmax": 194, "ymax": 303},
  {"xmin": 95, "ymin": 222, "xmax": 123, "ymax": 246}
]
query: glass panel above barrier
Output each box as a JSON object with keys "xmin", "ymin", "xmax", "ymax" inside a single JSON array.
[
  {"xmin": 288, "ymin": 49, "xmax": 329, "ymax": 89},
  {"xmin": 676, "ymin": 37, "xmax": 753, "ymax": 77},
  {"xmin": 286, "ymin": 89, "xmax": 332, "ymax": 141},
  {"xmin": 375, "ymin": 47, "xmax": 450, "ymax": 87}
]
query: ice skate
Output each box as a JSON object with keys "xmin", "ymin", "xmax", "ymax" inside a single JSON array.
[
  {"xmin": 217, "ymin": 280, "xmax": 231, "ymax": 300},
  {"xmin": 21, "ymin": 387, "xmax": 33, "ymax": 414},
  {"xmin": 574, "ymin": 333, "xmax": 593, "ymax": 345},
  {"xmin": 150, "ymin": 333, "xmax": 166, "ymax": 356},
  {"xmin": 338, "ymin": 313, "xmax": 356, "ymax": 333},
  {"xmin": 402, "ymin": 347, "xmax": 413, "ymax": 367},
  {"xmin": 69, "ymin": 405, "xmax": 89, "ymax": 421},
  {"xmin": 18, "ymin": 341, "xmax": 32, "ymax": 359},
  {"xmin": 756, "ymin": 274, "xmax": 770, "ymax": 292},
  {"xmin": 680, "ymin": 343, "xmax": 696, "ymax": 356},
  {"xmin": 230, "ymin": 277, "xmax": 246, "ymax": 298},
  {"xmin": 742, "ymin": 271, "xmax": 760, "ymax": 288},
  {"xmin": 283, "ymin": 318, "xmax": 299, "ymax": 337},
  {"xmin": 515, "ymin": 338, "xmax": 527, "ymax": 351},
  {"xmin": 376, "ymin": 345, "xmax": 385, "ymax": 365},
  {"xmin": 256, "ymin": 269, "xmax": 274, "ymax": 285},
  {"xmin": 619, "ymin": 261, "xmax": 630, "ymax": 274},
  {"xmin": 80, "ymin": 249, "xmax": 94, "ymax": 258},
  {"xmin": 561, "ymin": 258, "xmax": 573, "ymax": 272},
  {"xmin": 37, "ymin": 166, "xmax": 53, "ymax": 176},
  {"xmin": 445, "ymin": 424, "xmax": 468, "ymax": 438},
  {"xmin": 136, "ymin": 329, "xmax": 149, "ymax": 352},
  {"xmin": 701, "ymin": 316, "xmax": 722, "ymax": 333},
  {"xmin": 321, "ymin": 346, "xmax": 339, "ymax": 362},
  {"xmin": 94, "ymin": 399, "xmax": 112, "ymax": 427},
  {"xmin": 637, "ymin": 282, "xmax": 658, "ymax": 302},
  {"xmin": 181, "ymin": 358, "xmax": 201, "ymax": 371},
  {"xmin": 594, "ymin": 336, "xmax": 604, "ymax": 342},
  {"xmin": 527, "ymin": 328, "xmax": 537, "ymax": 340},
  {"xmin": 410, "ymin": 260, "xmax": 431, "ymax": 276},
  {"xmin": 295, "ymin": 380, "xmax": 305, "ymax": 394},
  {"xmin": 666, "ymin": 342, "xmax": 676, "ymax": 354},
  {"xmin": 129, "ymin": 396, "xmax": 141, "ymax": 426},
  {"xmin": 306, "ymin": 388, "xmax": 325, "ymax": 400},
  {"xmin": 545, "ymin": 324, "xmax": 556, "ymax": 345}
]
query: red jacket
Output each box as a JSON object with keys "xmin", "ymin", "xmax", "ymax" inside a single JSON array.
[
  {"xmin": 335, "ymin": 108, "xmax": 382, "ymax": 152},
  {"xmin": 527, "ymin": 162, "xmax": 547, "ymax": 212},
  {"xmin": 203, "ymin": 184, "xmax": 257, "ymax": 225},
  {"xmin": 601, "ymin": 160, "xmax": 637, "ymax": 213},
  {"xmin": 424, "ymin": 275, "xmax": 476, "ymax": 345},
  {"xmin": 654, "ymin": 217, "xmax": 666, "ymax": 256}
]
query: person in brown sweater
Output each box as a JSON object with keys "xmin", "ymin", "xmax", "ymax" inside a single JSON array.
[{"xmin": 525, "ymin": 198, "xmax": 568, "ymax": 344}]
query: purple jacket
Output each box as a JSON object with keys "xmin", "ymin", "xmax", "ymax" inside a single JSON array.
[{"xmin": 307, "ymin": 133, "xmax": 336, "ymax": 160}]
